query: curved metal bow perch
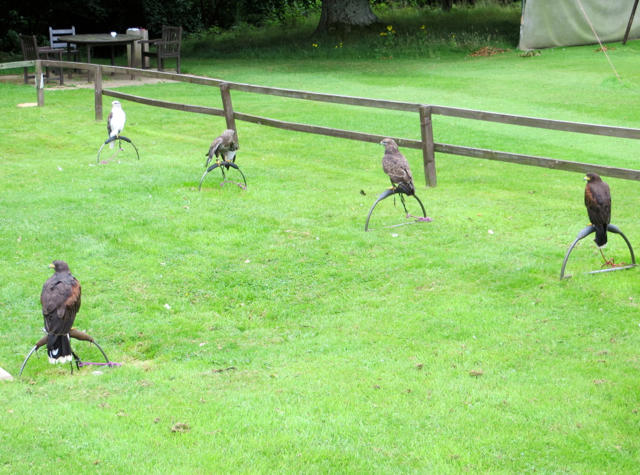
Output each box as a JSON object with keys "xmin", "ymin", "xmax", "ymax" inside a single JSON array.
[
  {"xmin": 560, "ymin": 224, "xmax": 637, "ymax": 279},
  {"xmin": 19, "ymin": 330, "xmax": 111, "ymax": 376},
  {"xmin": 365, "ymin": 188, "xmax": 427, "ymax": 232},
  {"xmin": 198, "ymin": 161, "xmax": 247, "ymax": 191},
  {"xmin": 19, "ymin": 335, "xmax": 47, "ymax": 377},
  {"xmin": 97, "ymin": 135, "xmax": 140, "ymax": 164}
]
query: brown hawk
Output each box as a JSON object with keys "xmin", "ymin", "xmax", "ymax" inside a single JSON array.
[
  {"xmin": 380, "ymin": 138, "xmax": 415, "ymax": 195},
  {"xmin": 41, "ymin": 260, "xmax": 81, "ymax": 364},
  {"xmin": 205, "ymin": 129, "xmax": 238, "ymax": 169},
  {"xmin": 584, "ymin": 172, "xmax": 612, "ymax": 263},
  {"xmin": 584, "ymin": 173, "xmax": 611, "ymax": 248}
]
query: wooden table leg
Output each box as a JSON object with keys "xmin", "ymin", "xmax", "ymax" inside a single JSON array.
[
  {"xmin": 66, "ymin": 45, "xmax": 72, "ymax": 79},
  {"xmin": 110, "ymin": 45, "xmax": 115, "ymax": 76},
  {"xmin": 57, "ymin": 51, "xmax": 64, "ymax": 86},
  {"xmin": 86, "ymin": 45, "xmax": 92, "ymax": 82},
  {"xmin": 130, "ymin": 41, "xmax": 136, "ymax": 80}
]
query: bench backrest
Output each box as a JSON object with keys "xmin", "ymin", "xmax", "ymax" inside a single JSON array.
[
  {"xmin": 160, "ymin": 26, "xmax": 182, "ymax": 53},
  {"xmin": 49, "ymin": 26, "xmax": 76, "ymax": 49},
  {"xmin": 19, "ymin": 34, "xmax": 39, "ymax": 60}
]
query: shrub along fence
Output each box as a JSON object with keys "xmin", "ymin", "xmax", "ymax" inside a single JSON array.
[{"xmin": 4, "ymin": 59, "xmax": 640, "ymax": 187}]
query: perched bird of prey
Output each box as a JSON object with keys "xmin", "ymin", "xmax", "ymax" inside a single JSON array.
[
  {"xmin": 380, "ymin": 138, "xmax": 415, "ymax": 196},
  {"xmin": 107, "ymin": 100, "xmax": 126, "ymax": 149},
  {"xmin": 205, "ymin": 129, "xmax": 238, "ymax": 169},
  {"xmin": 41, "ymin": 261, "xmax": 81, "ymax": 364},
  {"xmin": 584, "ymin": 172, "xmax": 611, "ymax": 261}
]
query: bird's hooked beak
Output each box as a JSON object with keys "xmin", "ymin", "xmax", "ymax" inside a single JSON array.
[
  {"xmin": 583, "ymin": 175, "xmax": 590, "ymax": 182},
  {"xmin": 49, "ymin": 263, "xmax": 55, "ymax": 269},
  {"xmin": 379, "ymin": 140, "xmax": 386, "ymax": 146}
]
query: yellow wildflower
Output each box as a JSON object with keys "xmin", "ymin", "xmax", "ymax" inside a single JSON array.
[
  {"xmin": 312, "ymin": 43, "xmax": 318, "ymax": 47},
  {"xmin": 421, "ymin": 25, "xmax": 425, "ymax": 30},
  {"xmin": 380, "ymin": 32, "xmax": 387, "ymax": 36},
  {"xmin": 387, "ymin": 25, "xmax": 393, "ymax": 31}
]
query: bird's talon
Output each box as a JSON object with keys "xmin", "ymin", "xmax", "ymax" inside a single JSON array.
[{"xmin": 600, "ymin": 258, "xmax": 626, "ymax": 269}]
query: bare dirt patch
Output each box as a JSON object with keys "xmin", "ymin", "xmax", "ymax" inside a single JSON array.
[{"xmin": 0, "ymin": 72, "xmax": 177, "ymax": 90}]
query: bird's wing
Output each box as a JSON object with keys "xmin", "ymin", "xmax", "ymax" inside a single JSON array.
[
  {"xmin": 208, "ymin": 137, "xmax": 222, "ymax": 158},
  {"xmin": 383, "ymin": 152, "xmax": 413, "ymax": 184},
  {"xmin": 585, "ymin": 182, "xmax": 611, "ymax": 225},
  {"xmin": 41, "ymin": 276, "xmax": 81, "ymax": 334},
  {"xmin": 107, "ymin": 111, "xmax": 113, "ymax": 135}
]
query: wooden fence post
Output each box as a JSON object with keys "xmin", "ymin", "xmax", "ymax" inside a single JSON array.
[
  {"xmin": 419, "ymin": 105, "xmax": 436, "ymax": 188},
  {"xmin": 623, "ymin": 0, "xmax": 640, "ymax": 45},
  {"xmin": 219, "ymin": 82, "xmax": 238, "ymax": 142},
  {"xmin": 95, "ymin": 65, "xmax": 103, "ymax": 121},
  {"xmin": 35, "ymin": 60, "xmax": 44, "ymax": 107}
]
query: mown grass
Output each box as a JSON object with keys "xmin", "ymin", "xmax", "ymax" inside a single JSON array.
[{"xmin": 1, "ymin": 32, "xmax": 640, "ymax": 474}]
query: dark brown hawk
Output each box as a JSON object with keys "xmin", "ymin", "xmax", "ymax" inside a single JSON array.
[
  {"xmin": 584, "ymin": 172, "xmax": 611, "ymax": 250},
  {"xmin": 380, "ymin": 138, "xmax": 415, "ymax": 195},
  {"xmin": 41, "ymin": 260, "xmax": 81, "ymax": 364},
  {"xmin": 205, "ymin": 129, "xmax": 238, "ymax": 169}
]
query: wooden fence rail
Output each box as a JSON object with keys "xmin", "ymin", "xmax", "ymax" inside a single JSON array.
[
  {"xmin": 103, "ymin": 89, "xmax": 225, "ymax": 118},
  {"xmin": 430, "ymin": 106, "xmax": 640, "ymax": 140},
  {"xmin": 95, "ymin": 65, "xmax": 640, "ymax": 141},
  {"xmin": 20, "ymin": 60, "xmax": 640, "ymax": 186},
  {"xmin": 0, "ymin": 60, "xmax": 36, "ymax": 70},
  {"xmin": 435, "ymin": 144, "xmax": 640, "ymax": 181}
]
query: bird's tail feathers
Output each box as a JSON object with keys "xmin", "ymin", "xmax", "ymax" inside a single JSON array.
[
  {"xmin": 594, "ymin": 225, "xmax": 608, "ymax": 248},
  {"xmin": 47, "ymin": 334, "xmax": 72, "ymax": 364},
  {"xmin": 397, "ymin": 181, "xmax": 415, "ymax": 196}
]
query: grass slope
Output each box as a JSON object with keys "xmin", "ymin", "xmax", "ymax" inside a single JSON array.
[
  {"xmin": 184, "ymin": 3, "xmax": 521, "ymax": 61},
  {"xmin": 1, "ymin": 41, "xmax": 640, "ymax": 473}
]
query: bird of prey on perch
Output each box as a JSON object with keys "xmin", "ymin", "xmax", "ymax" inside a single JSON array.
[
  {"xmin": 205, "ymin": 129, "xmax": 238, "ymax": 169},
  {"xmin": 584, "ymin": 172, "xmax": 612, "ymax": 263},
  {"xmin": 41, "ymin": 260, "xmax": 81, "ymax": 365},
  {"xmin": 380, "ymin": 138, "xmax": 415, "ymax": 196},
  {"xmin": 107, "ymin": 100, "xmax": 126, "ymax": 149},
  {"xmin": 379, "ymin": 138, "xmax": 416, "ymax": 214}
]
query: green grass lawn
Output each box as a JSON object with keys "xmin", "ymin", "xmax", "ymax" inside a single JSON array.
[{"xmin": 1, "ymin": 39, "xmax": 640, "ymax": 473}]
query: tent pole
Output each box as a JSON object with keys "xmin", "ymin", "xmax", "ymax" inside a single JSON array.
[{"xmin": 623, "ymin": 0, "xmax": 640, "ymax": 45}]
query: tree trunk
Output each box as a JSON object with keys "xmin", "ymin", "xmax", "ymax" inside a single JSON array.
[
  {"xmin": 314, "ymin": 0, "xmax": 378, "ymax": 35},
  {"xmin": 441, "ymin": 0, "xmax": 453, "ymax": 12}
]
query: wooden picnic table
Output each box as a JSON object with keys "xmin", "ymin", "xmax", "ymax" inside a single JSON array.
[{"xmin": 57, "ymin": 33, "xmax": 143, "ymax": 80}]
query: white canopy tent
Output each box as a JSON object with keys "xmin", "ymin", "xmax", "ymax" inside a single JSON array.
[{"xmin": 519, "ymin": 0, "xmax": 640, "ymax": 50}]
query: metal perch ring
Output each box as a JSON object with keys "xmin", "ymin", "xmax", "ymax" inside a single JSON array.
[
  {"xmin": 199, "ymin": 161, "xmax": 247, "ymax": 191},
  {"xmin": 19, "ymin": 329, "xmax": 112, "ymax": 376},
  {"xmin": 560, "ymin": 224, "xmax": 637, "ymax": 279},
  {"xmin": 365, "ymin": 188, "xmax": 428, "ymax": 231},
  {"xmin": 96, "ymin": 135, "xmax": 140, "ymax": 164}
]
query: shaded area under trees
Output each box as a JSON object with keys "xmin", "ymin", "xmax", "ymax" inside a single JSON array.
[{"xmin": 0, "ymin": 0, "xmax": 520, "ymax": 57}]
